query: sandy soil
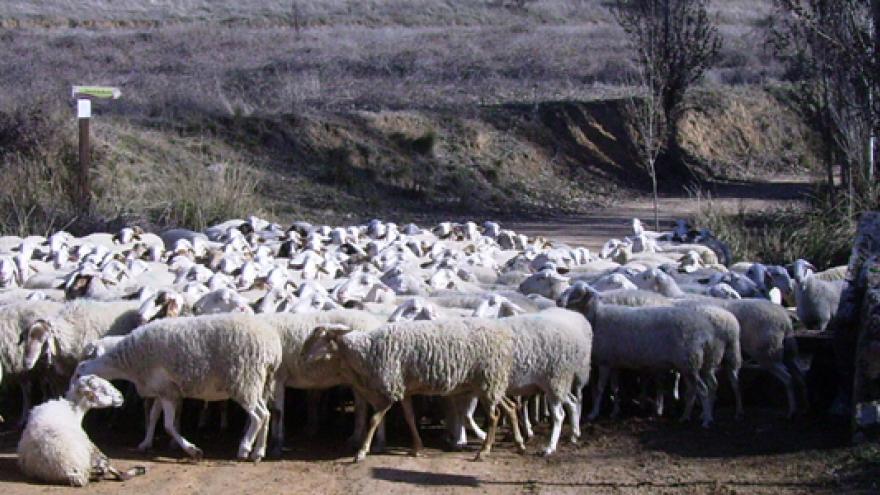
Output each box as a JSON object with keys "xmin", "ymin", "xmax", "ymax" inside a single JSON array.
[
  {"xmin": 0, "ymin": 403, "xmax": 872, "ymax": 495},
  {"xmin": 508, "ymin": 177, "xmax": 813, "ymax": 250}
]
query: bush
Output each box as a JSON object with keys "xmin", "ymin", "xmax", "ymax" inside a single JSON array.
[{"xmin": 692, "ymin": 191, "xmax": 856, "ymax": 269}]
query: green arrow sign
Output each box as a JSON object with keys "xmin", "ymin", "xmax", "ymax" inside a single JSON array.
[{"xmin": 71, "ymin": 86, "xmax": 121, "ymax": 99}]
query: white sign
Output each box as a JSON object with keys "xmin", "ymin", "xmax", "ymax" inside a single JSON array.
[
  {"xmin": 71, "ymin": 85, "xmax": 122, "ymax": 99},
  {"xmin": 77, "ymin": 99, "xmax": 91, "ymax": 119}
]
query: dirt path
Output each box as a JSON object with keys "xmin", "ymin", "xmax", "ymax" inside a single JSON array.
[{"xmin": 508, "ymin": 177, "xmax": 812, "ymax": 250}]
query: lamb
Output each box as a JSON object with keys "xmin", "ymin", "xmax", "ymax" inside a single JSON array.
[
  {"xmin": 74, "ymin": 313, "xmax": 281, "ymax": 461},
  {"xmin": 303, "ymin": 318, "xmax": 525, "ymax": 462},
  {"xmin": 558, "ymin": 282, "xmax": 742, "ymax": 427},
  {"xmin": 17, "ymin": 375, "xmax": 146, "ymax": 487},
  {"xmin": 792, "ymin": 259, "xmax": 845, "ymax": 331}
]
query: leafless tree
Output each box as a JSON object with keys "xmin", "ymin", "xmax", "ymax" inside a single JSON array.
[
  {"xmin": 611, "ymin": 0, "xmax": 721, "ymax": 182},
  {"xmin": 773, "ymin": 1, "xmax": 879, "ymax": 213},
  {"xmin": 625, "ymin": 69, "xmax": 665, "ymax": 229}
]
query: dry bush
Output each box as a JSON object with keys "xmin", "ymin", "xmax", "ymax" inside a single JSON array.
[{"xmin": 693, "ymin": 192, "xmax": 856, "ymax": 268}]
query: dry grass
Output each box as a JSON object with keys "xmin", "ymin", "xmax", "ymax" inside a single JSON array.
[{"xmin": 0, "ymin": 1, "xmax": 781, "ymax": 118}]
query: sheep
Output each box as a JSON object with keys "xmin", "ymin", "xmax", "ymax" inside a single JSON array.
[
  {"xmin": 451, "ymin": 308, "xmax": 592, "ymax": 456},
  {"xmin": 518, "ymin": 267, "xmax": 570, "ymax": 300},
  {"xmin": 22, "ymin": 300, "xmax": 143, "ymax": 380},
  {"xmin": 558, "ymin": 282, "xmax": 742, "ymax": 427},
  {"xmin": 74, "ymin": 313, "xmax": 281, "ymax": 461},
  {"xmin": 0, "ymin": 300, "xmax": 65, "ymax": 424},
  {"xmin": 257, "ymin": 309, "xmax": 385, "ymax": 457},
  {"xmin": 303, "ymin": 318, "xmax": 525, "ymax": 462},
  {"xmin": 675, "ymin": 298, "xmax": 806, "ymax": 417},
  {"xmin": 792, "ymin": 259, "xmax": 845, "ymax": 331},
  {"xmin": 17, "ymin": 374, "xmax": 146, "ymax": 487}
]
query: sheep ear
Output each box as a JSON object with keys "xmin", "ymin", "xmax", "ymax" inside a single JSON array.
[{"xmin": 316, "ymin": 324, "xmax": 353, "ymax": 337}]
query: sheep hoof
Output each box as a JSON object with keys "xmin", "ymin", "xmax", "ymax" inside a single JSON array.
[
  {"xmin": 136, "ymin": 441, "xmax": 153, "ymax": 452},
  {"xmin": 473, "ymin": 453, "xmax": 485, "ymax": 462},
  {"xmin": 516, "ymin": 444, "xmax": 527, "ymax": 455},
  {"xmin": 186, "ymin": 446, "xmax": 204, "ymax": 461},
  {"xmin": 268, "ymin": 446, "xmax": 283, "ymax": 459},
  {"xmin": 409, "ymin": 449, "xmax": 422, "ymax": 458},
  {"xmin": 541, "ymin": 448, "xmax": 555, "ymax": 457},
  {"xmin": 353, "ymin": 450, "xmax": 367, "ymax": 463}
]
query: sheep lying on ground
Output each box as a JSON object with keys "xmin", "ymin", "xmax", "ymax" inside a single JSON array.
[
  {"xmin": 558, "ymin": 282, "xmax": 742, "ymax": 427},
  {"xmin": 303, "ymin": 318, "xmax": 525, "ymax": 462},
  {"xmin": 75, "ymin": 313, "xmax": 281, "ymax": 461},
  {"xmin": 17, "ymin": 375, "xmax": 146, "ymax": 487}
]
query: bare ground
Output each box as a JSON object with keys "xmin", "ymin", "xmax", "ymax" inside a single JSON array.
[
  {"xmin": 0, "ymin": 405, "xmax": 873, "ymax": 495},
  {"xmin": 508, "ymin": 176, "xmax": 813, "ymax": 250}
]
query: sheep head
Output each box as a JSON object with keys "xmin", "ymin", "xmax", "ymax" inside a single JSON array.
[
  {"xmin": 67, "ymin": 374, "xmax": 123, "ymax": 410},
  {"xmin": 303, "ymin": 324, "xmax": 354, "ymax": 362},
  {"xmin": 23, "ymin": 319, "xmax": 58, "ymax": 370}
]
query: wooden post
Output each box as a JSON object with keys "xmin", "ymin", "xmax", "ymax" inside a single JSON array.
[{"xmin": 77, "ymin": 99, "xmax": 91, "ymax": 216}]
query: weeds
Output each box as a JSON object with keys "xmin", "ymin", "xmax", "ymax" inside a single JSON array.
[{"xmin": 693, "ymin": 190, "xmax": 856, "ymax": 268}]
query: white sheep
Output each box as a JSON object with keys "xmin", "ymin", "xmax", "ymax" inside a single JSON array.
[
  {"xmin": 792, "ymin": 259, "xmax": 845, "ymax": 331},
  {"xmin": 17, "ymin": 375, "xmax": 145, "ymax": 486},
  {"xmin": 559, "ymin": 282, "xmax": 742, "ymax": 427},
  {"xmin": 75, "ymin": 313, "xmax": 281, "ymax": 461},
  {"xmin": 22, "ymin": 300, "xmax": 143, "ymax": 380},
  {"xmin": 303, "ymin": 318, "xmax": 525, "ymax": 462},
  {"xmin": 257, "ymin": 309, "xmax": 385, "ymax": 457},
  {"xmin": 675, "ymin": 298, "xmax": 806, "ymax": 417}
]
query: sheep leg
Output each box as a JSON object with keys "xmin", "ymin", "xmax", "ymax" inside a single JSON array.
[
  {"xmin": 349, "ymin": 390, "xmax": 365, "ymax": 447},
  {"xmin": 724, "ymin": 367, "xmax": 743, "ymax": 420},
  {"xmin": 654, "ymin": 383, "xmax": 665, "ymax": 417},
  {"xmin": 197, "ymin": 401, "xmax": 211, "ymax": 430},
  {"xmin": 464, "ymin": 395, "xmax": 486, "ymax": 441},
  {"xmin": 15, "ymin": 381, "xmax": 32, "ymax": 430},
  {"xmin": 787, "ymin": 361, "xmax": 809, "ymax": 413},
  {"xmin": 531, "ymin": 395, "xmax": 540, "ymax": 425},
  {"xmin": 500, "ymin": 396, "xmax": 525, "ymax": 453},
  {"xmin": 672, "ymin": 372, "xmax": 681, "ymax": 401},
  {"xmin": 355, "ymin": 402, "xmax": 391, "ymax": 463},
  {"xmin": 444, "ymin": 396, "xmax": 467, "ymax": 449},
  {"xmin": 161, "ymin": 398, "xmax": 202, "ymax": 460},
  {"xmin": 521, "ymin": 396, "xmax": 534, "ymax": 439},
  {"xmin": 400, "ymin": 396, "xmax": 424, "ymax": 456},
  {"xmin": 700, "ymin": 369, "xmax": 718, "ymax": 428},
  {"xmin": 562, "ymin": 391, "xmax": 580, "ymax": 442},
  {"xmin": 542, "ymin": 398, "xmax": 565, "ymax": 456},
  {"xmin": 104, "ymin": 464, "xmax": 148, "ymax": 481},
  {"xmin": 475, "ymin": 403, "xmax": 500, "ymax": 461},
  {"xmin": 138, "ymin": 399, "xmax": 162, "ymax": 451},
  {"xmin": 248, "ymin": 400, "xmax": 272, "ymax": 462},
  {"xmin": 588, "ymin": 366, "xmax": 611, "ymax": 421},
  {"xmin": 766, "ymin": 362, "xmax": 796, "ymax": 418},
  {"xmin": 304, "ymin": 390, "xmax": 322, "ymax": 437},
  {"xmin": 679, "ymin": 372, "xmax": 698, "ymax": 423},
  {"xmin": 238, "ymin": 401, "xmax": 268, "ymax": 461},
  {"xmin": 219, "ymin": 401, "xmax": 229, "ymax": 430},
  {"xmin": 609, "ymin": 371, "xmax": 621, "ymax": 419},
  {"xmin": 269, "ymin": 385, "xmax": 286, "ymax": 458}
]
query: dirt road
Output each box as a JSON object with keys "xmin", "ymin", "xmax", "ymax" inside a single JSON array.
[{"xmin": 508, "ymin": 177, "xmax": 812, "ymax": 250}]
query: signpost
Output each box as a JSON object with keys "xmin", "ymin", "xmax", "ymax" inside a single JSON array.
[{"xmin": 71, "ymin": 85, "xmax": 120, "ymax": 216}]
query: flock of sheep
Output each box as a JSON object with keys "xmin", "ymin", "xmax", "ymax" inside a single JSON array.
[{"xmin": 0, "ymin": 216, "xmax": 847, "ymax": 486}]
